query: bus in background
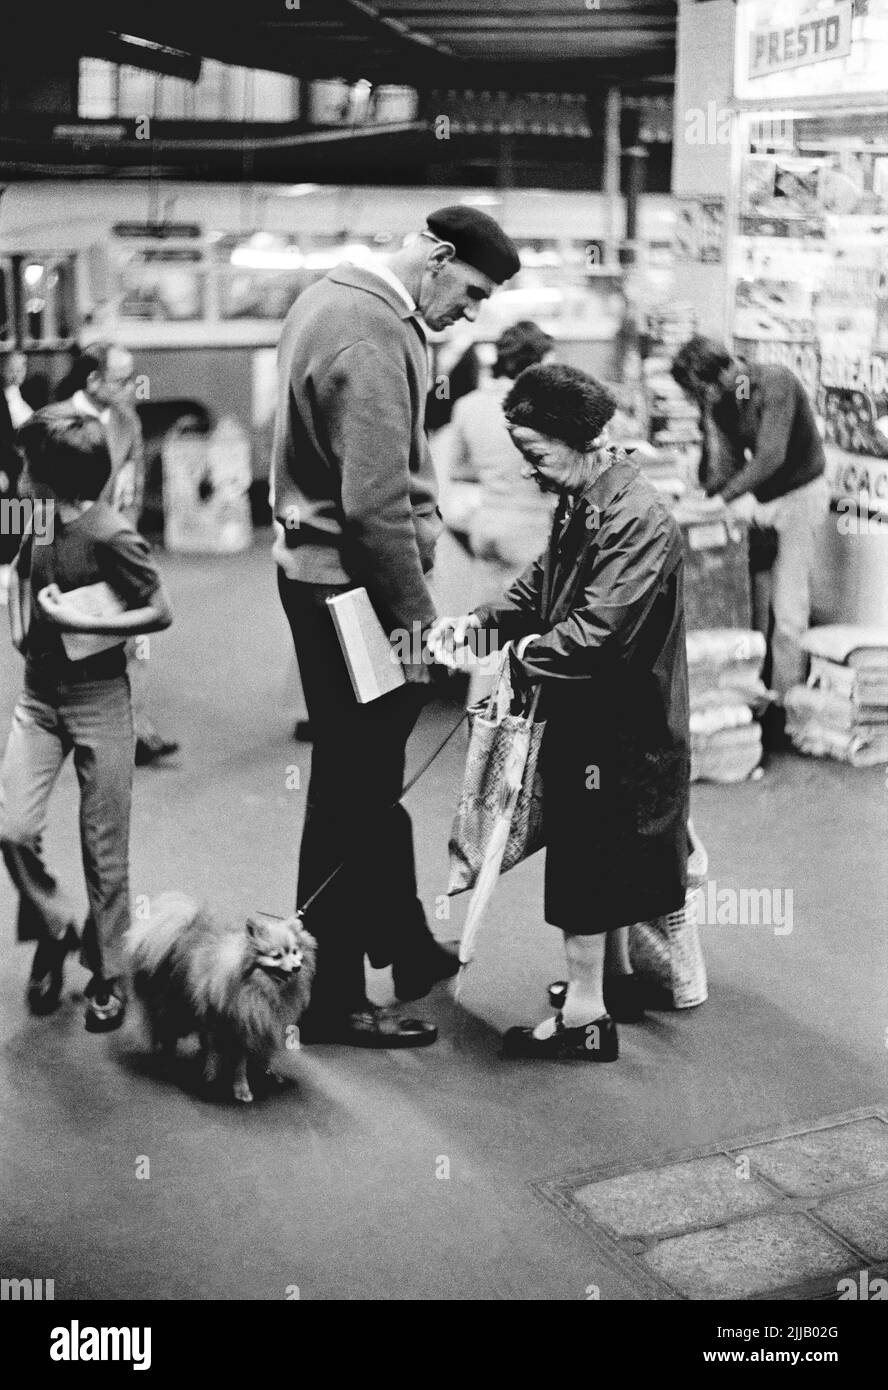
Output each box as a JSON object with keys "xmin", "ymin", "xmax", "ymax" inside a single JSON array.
[{"xmin": 0, "ymin": 181, "xmax": 677, "ymax": 518}]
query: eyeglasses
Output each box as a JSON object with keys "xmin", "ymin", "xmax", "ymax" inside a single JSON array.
[{"xmin": 420, "ymin": 230, "xmax": 449, "ymax": 250}]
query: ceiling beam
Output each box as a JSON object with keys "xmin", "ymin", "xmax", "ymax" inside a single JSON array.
[
  {"xmin": 337, "ymin": 0, "xmax": 460, "ymax": 64},
  {"xmin": 87, "ymin": 31, "xmax": 202, "ymax": 81}
]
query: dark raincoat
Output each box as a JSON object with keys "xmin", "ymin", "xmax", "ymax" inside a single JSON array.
[{"xmin": 473, "ymin": 450, "xmax": 690, "ymax": 932}]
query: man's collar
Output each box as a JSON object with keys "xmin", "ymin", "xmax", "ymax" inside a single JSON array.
[
  {"xmin": 328, "ymin": 260, "xmax": 422, "ymax": 323},
  {"xmin": 360, "ymin": 258, "xmax": 417, "ymax": 314}
]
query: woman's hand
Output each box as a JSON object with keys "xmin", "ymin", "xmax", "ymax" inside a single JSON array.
[
  {"xmin": 36, "ymin": 584, "xmax": 90, "ymax": 630},
  {"xmin": 427, "ymin": 612, "xmax": 481, "ymax": 669}
]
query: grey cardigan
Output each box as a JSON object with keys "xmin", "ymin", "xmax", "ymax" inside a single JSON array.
[{"xmin": 271, "ymin": 263, "xmax": 441, "ymax": 634}]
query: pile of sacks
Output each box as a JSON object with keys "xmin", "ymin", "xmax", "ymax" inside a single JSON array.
[
  {"xmin": 687, "ymin": 629, "xmax": 772, "ymax": 782},
  {"xmin": 785, "ymin": 626, "xmax": 888, "ymax": 768}
]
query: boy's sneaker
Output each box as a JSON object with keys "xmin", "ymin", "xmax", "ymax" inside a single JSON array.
[
  {"xmin": 84, "ymin": 980, "xmax": 127, "ymax": 1033},
  {"xmin": 135, "ymin": 735, "xmax": 180, "ymax": 766}
]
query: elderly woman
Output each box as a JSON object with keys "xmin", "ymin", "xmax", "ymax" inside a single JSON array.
[
  {"xmin": 430, "ymin": 363, "xmax": 690, "ymax": 1061},
  {"xmin": 446, "ymin": 321, "xmax": 556, "ymax": 703}
]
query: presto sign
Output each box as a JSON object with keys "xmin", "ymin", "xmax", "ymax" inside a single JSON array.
[{"xmin": 749, "ymin": 1, "xmax": 852, "ymax": 78}]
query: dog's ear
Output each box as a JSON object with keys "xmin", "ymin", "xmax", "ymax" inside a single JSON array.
[{"xmin": 246, "ymin": 910, "xmax": 284, "ymax": 938}]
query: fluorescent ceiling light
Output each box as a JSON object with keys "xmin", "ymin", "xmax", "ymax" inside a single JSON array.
[
  {"xmin": 494, "ymin": 288, "xmax": 563, "ymax": 306},
  {"xmin": 278, "ymin": 184, "xmax": 322, "ymax": 198},
  {"xmin": 230, "ymin": 241, "xmax": 377, "ymax": 272},
  {"xmin": 115, "ymin": 33, "xmax": 191, "ymax": 59},
  {"xmin": 230, "ymin": 247, "xmax": 304, "ymax": 270},
  {"xmin": 302, "ymin": 251, "xmax": 340, "ymax": 270},
  {"xmin": 518, "ymin": 249, "xmax": 562, "ymax": 268}
]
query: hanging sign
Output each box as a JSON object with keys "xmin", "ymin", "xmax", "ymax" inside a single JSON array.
[{"xmin": 748, "ymin": 1, "xmax": 852, "ymax": 79}]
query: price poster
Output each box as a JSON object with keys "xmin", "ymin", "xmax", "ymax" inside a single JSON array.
[{"xmin": 675, "ymin": 196, "xmax": 726, "ymax": 264}]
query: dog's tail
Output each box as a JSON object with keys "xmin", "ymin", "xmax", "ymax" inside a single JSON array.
[{"xmin": 124, "ymin": 892, "xmax": 198, "ymax": 980}]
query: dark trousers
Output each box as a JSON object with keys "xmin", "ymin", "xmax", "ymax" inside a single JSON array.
[{"xmin": 278, "ymin": 572, "xmax": 431, "ymax": 1019}]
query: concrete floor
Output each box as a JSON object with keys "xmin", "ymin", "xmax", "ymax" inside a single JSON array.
[{"xmin": 0, "ymin": 538, "xmax": 885, "ymax": 1301}]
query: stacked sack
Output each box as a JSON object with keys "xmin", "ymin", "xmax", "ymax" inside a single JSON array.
[
  {"xmin": 785, "ymin": 625, "xmax": 888, "ymax": 768},
  {"xmin": 687, "ymin": 629, "xmax": 772, "ymax": 782}
]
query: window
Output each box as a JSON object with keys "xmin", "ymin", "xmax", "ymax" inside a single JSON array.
[
  {"xmin": 78, "ymin": 56, "xmax": 299, "ymax": 123},
  {"xmin": 78, "ymin": 58, "xmax": 118, "ymax": 119},
  {"xmin": 21, "ymin": 257, "xmax": 76, "ymax": 344},
  {"xmin": 219, "ymin": 268, "xmax": 307, "ymax": 320},
  {"xmin": 117, "ymin": 65, "xmax": 157, "ymax": 119},
  {"xmin": 731, "ymin": 110, "xmax": 888, "ymax": 475},
  {"xmin": 117, "ymin": 249, "xmax": 205, "ymax": 321},
  {"xmin": 216, "ymin": 235, "xmax": 320, "ymax": 319}
]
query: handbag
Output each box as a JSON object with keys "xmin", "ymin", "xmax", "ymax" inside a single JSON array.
[{"xmin": 447, "ymin": 642, "xmax": 546, "ymax": 895}]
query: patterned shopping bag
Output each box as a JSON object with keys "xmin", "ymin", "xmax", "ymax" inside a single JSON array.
[
  {"xmin": 447, "ymin": 646, "xmax": 546, "ymax": 897},
  {"xmin": 628, "ymin": 819, "xmax": 709, "ymax": 1009}
]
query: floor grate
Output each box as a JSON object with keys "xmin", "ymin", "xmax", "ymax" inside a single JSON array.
[{"xmin": 533, "ymin": 1107, "xmax": 888, "ymax": 1300}]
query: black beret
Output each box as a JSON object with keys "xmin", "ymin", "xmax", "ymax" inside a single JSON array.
[{"xmin": 426, "ymin": 205, "xmax": 521, "ymax": 284}]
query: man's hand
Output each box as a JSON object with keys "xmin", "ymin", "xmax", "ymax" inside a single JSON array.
[{"xmin": 427, "ymin": 613, "xmax": 482, "ymax": 669}]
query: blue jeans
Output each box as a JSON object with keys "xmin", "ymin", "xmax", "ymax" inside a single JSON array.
[{"xmin": 0, "ymin": 671, "xmax": 134, "ymax": 985}]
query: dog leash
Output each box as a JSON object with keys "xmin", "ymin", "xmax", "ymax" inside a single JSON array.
[{"xmin": 292, "ymin": 704, "xmax": 471, "ymax": 921}]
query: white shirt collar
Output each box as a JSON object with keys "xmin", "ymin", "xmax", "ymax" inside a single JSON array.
[
  {"xmin": 351, "ymin": 257, "xmax": 417, "ymax": 314},
  {"xmin": 72, "ymin": 390, "xmax": 110, "ymax": 426}
]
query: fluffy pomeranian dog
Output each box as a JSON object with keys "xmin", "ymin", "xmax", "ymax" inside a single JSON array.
[{"xmin": 125, "ymin": 893, "xmax": 316, "ymax": 1103}]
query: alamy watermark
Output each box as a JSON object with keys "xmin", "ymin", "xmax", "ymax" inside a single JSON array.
[
  {"xmin": 695, "ymin": 880, "xmax": 794, "ymax": 935},
  {"xmin": 1, "ymin": 1275, "xmax": 55, "ymax": 1299},
  {"xmin": 835, "ymin": 496, "xmax": 888, "ymax": 536},
  {"xmin": 0, "ymin": 497, "xmax": 54, "ymax": 545},
  {"xmin": 390, "ymin": 621, "xmax": 502, "ymax": 670},
  {"xmin": 684, "ymin": 104, "xmax": 793, "ymax": 147}
]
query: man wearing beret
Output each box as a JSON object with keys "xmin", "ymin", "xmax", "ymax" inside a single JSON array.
[{"xmin": 272, "ymin": 206, "xmax": 521, "ymax": 1047}]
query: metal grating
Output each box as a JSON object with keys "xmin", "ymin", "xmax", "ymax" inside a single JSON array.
[{"xmin": 533, "ymin": 1107, "xmax": 888, "ymax": 1300}]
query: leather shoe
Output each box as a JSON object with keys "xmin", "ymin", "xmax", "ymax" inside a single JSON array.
[
  {"xmin": 300, "ymin": 1004, "xmax": 438, "ymax": 1048},
  {"xmin": 135, "ymin": 735, "xmax": 180, "ymax": 766},
  {"xmin": 26, "ymin": 926, "xmax": 80, "ymax": 1016},
  {"xmin": 393, "ymin": 940, "xmax": 460, "ymax": 1002},
  {"xmin": 503, "ymin": 1013, "xmax": 618, "ymax": 1061}
]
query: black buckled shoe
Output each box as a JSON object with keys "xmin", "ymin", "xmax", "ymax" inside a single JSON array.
[
  {"xmin": 299, "ymin": 1003, "xmax": 438, "ymax": 1048},
  {"xmin": 393, "ymin": 940, "xmax": 460, "ymax": 1002},
  {"xmin": 502, "ymin": 1012, "xmax": 618, "ymax": 1061},
  {"xmin": 26, "ymin": 926, "xmax": 80, "ymax": 1017}
]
